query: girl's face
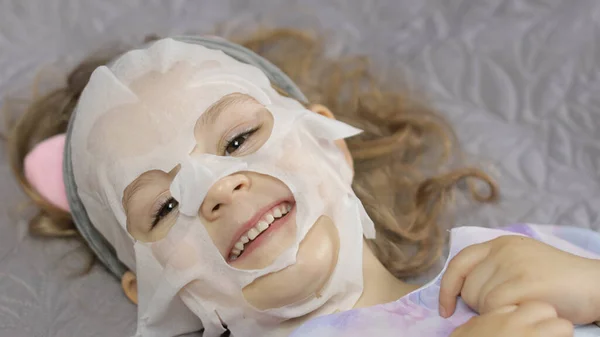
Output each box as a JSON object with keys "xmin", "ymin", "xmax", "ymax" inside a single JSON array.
[
  {"xmin": 74, "ymin": 40, "xmax": 369, "ymax": 335},
  {"xmin": 119, "ymin": 72, "xmax": 349, "ymax": 310}
]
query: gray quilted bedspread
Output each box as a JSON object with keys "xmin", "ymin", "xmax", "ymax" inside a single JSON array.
[{"xmin": 0, "ymin": 0, "xmax": 599, "ymax": 336}]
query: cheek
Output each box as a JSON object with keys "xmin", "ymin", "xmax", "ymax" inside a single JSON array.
[
  {"xmin": 241, "ymin": 216, "xmax": 339, "ymax": 310},
  {"xmin": 277, "ymin": 140, "xmax": 352, "ymax": 191},
  {"xmin": 277, "ymin": 148, "xmax": 335, "ymax": 196},
  {"xmin": 204, "ymin": 225, "xmax": 230, "ymax": 257},
  {"xmin": 152, "ymin": 241, "xmax": 199, "ymax": 271},
  {"xmin": 275, "ymin": 147, "xmax": 312, "ymax": 173}
]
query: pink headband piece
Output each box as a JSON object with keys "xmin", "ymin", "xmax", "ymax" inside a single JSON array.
[{"xmin": 24, "ymin": 133, "xmax": 70, "ymax": 212}]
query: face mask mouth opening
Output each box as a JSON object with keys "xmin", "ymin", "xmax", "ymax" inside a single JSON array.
[{"xmin": 227, "ymin": 198, "xmax": 297, "ymax": 263}]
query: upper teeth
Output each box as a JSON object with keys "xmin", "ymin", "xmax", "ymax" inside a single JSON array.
[{"xmin": 229, "ymin": 203, "xmax": 292, "ymax": 261}]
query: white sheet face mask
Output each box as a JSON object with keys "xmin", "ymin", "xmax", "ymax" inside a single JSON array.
[{"xmin": 69, "ymin": 38, "xmax": 376, "ymax": 337}]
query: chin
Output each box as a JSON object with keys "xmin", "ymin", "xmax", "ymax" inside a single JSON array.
[{"xmin": 242, "ymin": 216, "xmax": 339, "ymax": 310}]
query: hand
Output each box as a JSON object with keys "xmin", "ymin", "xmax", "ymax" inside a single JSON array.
[
  {"xmin": 439, "ymin": 235, "xmax": 600, "ymax": 324},
  {"xmin": 450, "ymin": 301, "xmax": 573, "ymax": 337}
]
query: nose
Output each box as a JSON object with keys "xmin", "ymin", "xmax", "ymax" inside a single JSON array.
[{"xmin": 201, "ymin": 173, "xmax": 250, "ymax": 220}]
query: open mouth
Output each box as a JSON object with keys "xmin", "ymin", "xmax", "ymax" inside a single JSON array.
[{"xmin": 228, "ymin": 200, "xmax": 295, "ymax": 262}]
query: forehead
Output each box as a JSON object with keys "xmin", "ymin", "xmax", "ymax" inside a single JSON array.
[
  {"xmin": 73, "ymin": 39, "xmax": 284, "ymax": 195},
  {"xmin": 81, "ymin": 40, "xmax": 274, "ymax": 159},
  {"xmin": 86, "ymin": 61, "xmax": 237, "ymax": 160}
]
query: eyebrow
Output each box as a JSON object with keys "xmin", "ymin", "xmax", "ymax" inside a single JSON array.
[
  {"xmin": 198, "ymin": 93, "xmax": 254, "ymax": 127},
  {"xmin": 121, "ymin": 163, "xmax": 181, "ymax": 212},
  {"xmin": 121, "ymin": 172, "xmax": 159, "ymax": 210}
]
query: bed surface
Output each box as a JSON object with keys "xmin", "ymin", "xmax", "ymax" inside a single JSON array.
[{"xmin": 1, "ymin": 0, "xmax": 599, "ymax": 336}]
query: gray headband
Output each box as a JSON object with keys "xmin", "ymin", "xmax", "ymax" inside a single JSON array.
[{"xmin": 63, "ymin": 36, "xmax": 308, "ymax": 278}]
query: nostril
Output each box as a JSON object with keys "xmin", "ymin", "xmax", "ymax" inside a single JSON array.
[
  {"xmin": 212, "ymin": 204, "xmax": 221, "ymax": 212},
  {"xmin": 234, "ymin": 184, "xmax": 243, "ymax": 191}
]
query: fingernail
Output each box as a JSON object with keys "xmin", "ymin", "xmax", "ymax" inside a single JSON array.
[{"xmin": 439, "ymin": 305, "xmax": 447, "ymax": 318}]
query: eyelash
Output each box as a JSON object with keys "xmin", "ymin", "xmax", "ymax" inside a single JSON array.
[
  {"xmin": 151, "ymin": 197, "xmax": 179, "ymax": 229},
  {"xmin": 223, "ymin": 126, "xmax": 260, "ymax": 156},
  {"xmin": 148, "ymin": 127, "xmax": 260, "ymax": 229}
]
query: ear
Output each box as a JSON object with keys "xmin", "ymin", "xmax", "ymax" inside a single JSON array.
[
  {"xmin": 121, "ymin": 271, "xmax": 138, "ymax": 305},
  {"xmin": 308, "ymin": 104, "xmax": 354, "ymax": 173}
]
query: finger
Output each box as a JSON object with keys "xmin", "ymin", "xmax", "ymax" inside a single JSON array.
[
  {"xmin": 439, "ymin": 243, "xmax": 491, "ymax": 317},
  {"xmin": 515, "ymin": 301, "xmax": 558, "ymax": 324},
  {"xmin": 472, "ymin": 266, "xmax": 502, "ymax": 312},
  {"xmin": 478, "ymin": 280, "xmax": 533, "ymax": 314},
  {"xmin": 460, "ymin": 261, "xmax": 498, "ymax": 313},
  {"xmin": 535, "ymin": 318, "xmax": 574, "ymax": 337}
]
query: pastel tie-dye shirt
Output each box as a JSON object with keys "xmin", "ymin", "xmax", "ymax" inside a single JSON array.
[{"xmin": 291, "ymin": 225, "xmax": 600, "ymax": 337}]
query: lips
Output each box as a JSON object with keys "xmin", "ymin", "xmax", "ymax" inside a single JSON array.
[{"xmin": 227, "ymin": 200, "xmax": 294, "ymax": 262}]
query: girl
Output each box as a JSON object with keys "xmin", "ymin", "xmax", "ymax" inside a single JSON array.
[{"xmin": 7, "ymin": 30, "xmax": 600, "ymax": 336}]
